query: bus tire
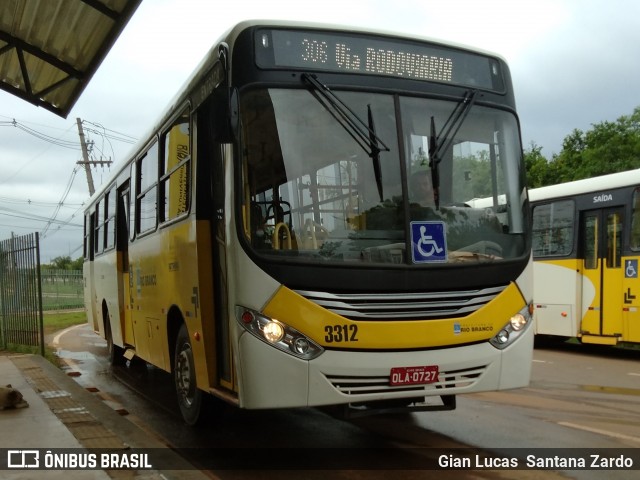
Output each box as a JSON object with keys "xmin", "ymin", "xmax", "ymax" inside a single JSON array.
[
  {"xmin": 174, "ymin": 324, "xmax": 202, "ymax": 425},
  {"xmin": 104, "ymin": 307, "xmax": 125, "ymax": 366}
]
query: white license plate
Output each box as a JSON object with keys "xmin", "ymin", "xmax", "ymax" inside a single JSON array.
[{"xmin": 390, "ymin": 365, "xmax": 439, "ymax": 386}]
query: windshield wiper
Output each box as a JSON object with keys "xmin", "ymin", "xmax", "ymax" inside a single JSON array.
[
  {"xmin": 367, "ymin": 104, "xmax": 384, "ymax": 202},
  {"xmin": 428, "ymin": 89, "xmax": 479, "ymax": 209},
  {"xmin": 302, "ymin": 73, "xmax": 389, "ymax": 202}
]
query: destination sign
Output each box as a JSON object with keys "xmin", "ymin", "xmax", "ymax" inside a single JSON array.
[{"xmin": 255, "ymin": 28, "xmax": 504, "ymax": 91}]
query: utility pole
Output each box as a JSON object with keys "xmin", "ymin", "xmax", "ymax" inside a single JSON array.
[
  {"xmin": 77, "ymin": 117, "xmax": 95, "ymax": 196},
  {"xmin": 76, "ymin": 118, "xmax": 112, "ymax": 196}
]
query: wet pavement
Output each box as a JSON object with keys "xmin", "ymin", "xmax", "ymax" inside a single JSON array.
[{"xmin": 0, "ymin": 351, "xmax": 211, "ymax": 480}]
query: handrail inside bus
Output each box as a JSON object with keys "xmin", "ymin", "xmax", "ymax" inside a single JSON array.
[{"xmin": 272, "ymin": 222, "xmax": 292, "ymax": 250}]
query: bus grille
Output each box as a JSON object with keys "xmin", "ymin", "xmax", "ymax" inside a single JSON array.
[
  {"xmin": 326, "ymin": 365, "xmax": 487, "ymax": 396},
  {"xmin": 294, "ymin": 285, "xmax": 506, "ymax": 320}
]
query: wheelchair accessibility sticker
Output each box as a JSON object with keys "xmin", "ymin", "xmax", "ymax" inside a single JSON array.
[
  {"xmin": 626, "ymin": 259, "xmax": 638, "ymax": 278},
  {"xmin": 411, "ymin": 221, "xmax": 447, "ymax": 263}
]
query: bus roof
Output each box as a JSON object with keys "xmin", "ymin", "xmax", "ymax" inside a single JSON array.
[{"xmin": 528, "ymin": 169, "xmax": 640, "ymax": 203}]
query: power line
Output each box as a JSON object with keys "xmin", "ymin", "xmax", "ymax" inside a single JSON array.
[
  {"xmin": 0, "ymin": 113, "xmax": 71, "ymax": 132},
  {"xmin": 68, "ymin": 243, "xmax": 83, "ymax": 256},
  {"xmin": 83, "ymin": 119, "xmax": 137, "ymax": 144},
  {"xmin": 0, "ymin": 119, "xmax": 80, "ymax": 149},
  {"xmin": 0, "ymin": 120, "xmax": 77, "ymax": 187},
  {"xmin": 0, "ymin": 116, "xmax": 138, "ymax": 147},
  {"xmin": 41, "ymin": 167, "xmax": 81, "ymax": 237},
  {"xmin": 0, "ymin": 209, "xmax": 82, "ymax": 227},
  {"xmin": 0, "ymin": 195, "xmax": 84, "ymax": 208},
  {"xmin": 43, "ymin": 201, "xmax": 87, "ymax": 238},
  {"xmin": 0, "ymin": 222, "xmax": 56, "ymax": 231}
]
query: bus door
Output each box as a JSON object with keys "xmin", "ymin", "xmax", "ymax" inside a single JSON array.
[
  {"xmin": 580, "ymin": 207, "xmax": 624, "ymax": 344},
  {"xmin": 84, "ymin": 212, "xmax": 98, "ymax": 331},
  {"xmin": 212, "ymin": 142, "xmax": 233, "ymax": 389},
  {"xmin": 197, "ymin": 96, "xmax": 234, "ymax": 392},
  {"xmin": 117, "ymin": 182, "xmax": 134, "ymax": 346}
]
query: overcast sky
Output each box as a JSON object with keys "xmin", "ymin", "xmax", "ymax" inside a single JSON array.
[{"xmin": 1, "ymin": 0, "xmax": 640, "ymax": 262}]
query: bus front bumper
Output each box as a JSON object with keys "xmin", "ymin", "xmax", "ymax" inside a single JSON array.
[{"xmin": 236, "ymin": 323, "xmax": 533, "ymax": 410}]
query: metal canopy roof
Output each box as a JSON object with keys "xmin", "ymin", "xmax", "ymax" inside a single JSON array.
[{"xmin": 0, "ymin": 0, "xmax": 142, "ymax": 118}]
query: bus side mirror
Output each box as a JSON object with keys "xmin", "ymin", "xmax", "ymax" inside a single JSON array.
[{"xmin": 211, "ymin": 87, "xmax": 239, "ymax": 143}]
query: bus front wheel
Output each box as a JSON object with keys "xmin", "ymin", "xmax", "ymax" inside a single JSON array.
[{"xmin": 174, "ymin": 324, "xmax": 202, "ymax": 425}]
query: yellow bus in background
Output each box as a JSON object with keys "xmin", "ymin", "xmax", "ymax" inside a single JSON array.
[
  {"xmin": 530, "ymin": 169, "xmax": 640, "ymax": 347},
  {"xmin": 84, "ymin": 20, "xmax": 533, "ymax": 424}
]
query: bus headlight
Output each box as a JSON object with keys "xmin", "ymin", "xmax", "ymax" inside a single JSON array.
[
  {"xmin": 510, "ymin": 313, "xmax": 528, "ymax": 331},
  {"xmin": 490, "ymin": 304, "xmax": 532, "ymax": 350},
  {"xmin": 263, "ymin": 320, "xmax": 285, "ymax": 343},
  {"xmin": 236, "ymin": 307, "xmax": 324, "ymax": 360}
]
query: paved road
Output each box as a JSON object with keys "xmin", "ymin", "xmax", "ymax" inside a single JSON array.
[{"xmin": 53, "ymin": 325, "xmax": 640, "ymax": 479}]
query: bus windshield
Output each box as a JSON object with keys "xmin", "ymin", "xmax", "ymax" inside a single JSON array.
[{"xmin": 240, "ymin": 88, "xmax": 527, "ymax": 265}]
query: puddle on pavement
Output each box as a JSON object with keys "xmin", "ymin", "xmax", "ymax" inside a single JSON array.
[
  {"xmin": 581, "ymin": 384, "xmax": 640, "ymax": 396},
  {"xmin": 55, "ymin": 349, "xmax": 96, "ymax": 362}
]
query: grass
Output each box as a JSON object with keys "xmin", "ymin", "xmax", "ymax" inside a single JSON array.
[
  {"xmin": 2, "ymin": 310, "xmax": 88, "ymax": 364},
  {"xmin": 42, "ymin": 310, "xmax": 88, "ymax": 337}
]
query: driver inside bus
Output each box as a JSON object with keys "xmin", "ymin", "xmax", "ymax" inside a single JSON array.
[{"xmin": 410, "ymin": 170, "xmax": 437, "ymax": 208}]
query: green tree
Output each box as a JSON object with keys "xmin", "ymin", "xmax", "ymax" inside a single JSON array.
[
  {"xmin": 582, "ymin": 107, "xmax": 640, "ymax": 174},
  {"xmin": 549, "ymin": 106, "xmax": 640, "ymax": 183},
  {"xmin": 71, "ymin": 257, "xmax": 83, "ymax": 270},
  {"xmin": 524, "ymin": 142, "xmax": 552, "ymax": 188},
  {"xmin": 552, "ymin": 128, "xmax": 587, "ymax": 182},
  {"xmin": 43, "ymin": 256, "xmax": 83, "ymax": 270},
  {"xmin": 50, "ymin": 255, "xmax": 72, "ymax": 270}
]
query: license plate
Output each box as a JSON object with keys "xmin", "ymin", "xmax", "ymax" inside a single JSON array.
[{"xmin": 390, "ymin": 365, "xmax": 439, "ymax": 386}]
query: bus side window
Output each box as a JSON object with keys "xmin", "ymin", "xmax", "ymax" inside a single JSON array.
[
  {"xmin": 137, "ymin": 141, "xmax": 159, "ymax": 234},
  {"xmin": 94, "ymin": 200, "xmax": 102, "ymax": 255},
  {"xmin": 105, "ymin": 186, "xmax": 116, "ymax": 250},
  {"xmin": 84, "ymin": 213, "xmax": 89, "ymax": 259},
  {"xmin": 161, "ymin": 107, "xmax": 191, "ymax": 223},
  {"xmin": 583, "ymin": 215, "xmax": 598, "ymax": 269},
  {"xmin": 606, "ymin": 211, "xmax": 623, "ymax": 268},
  {"xmin": 532, "ymin": 200, "xmax": 574, "ymax": 257},
  {"xmin": 117, "ymin": 185, "xmax": 130, "ymax": 271},
  {"xmin": 631, "ymin": 188, "xmax": 640, "ymax": 250},
  {"xmin": 129, "ymin": 162, "xmax": 137, "ymax": 240},
  {"xmin": 85, "ymin": 212, "xmax": 94, "ymax": 261}
]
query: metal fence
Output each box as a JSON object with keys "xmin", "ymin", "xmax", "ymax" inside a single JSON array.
[
  {"xmin": 41, "ymin": 269, "xmax": 84, "ymax": 311},
  {"xmin": 0, "ymin": 232, "xmax": 44, "ymax": 354}
]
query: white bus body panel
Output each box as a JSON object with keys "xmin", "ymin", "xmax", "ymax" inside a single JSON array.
[
  {"xmin": 92, "ymin": 252, "xmax": 122, "ymax": 343},
  {"xmin": 533, "ymin": 262, "xmax": 596, "ymax": 337},
  {"xmin": 237, "ymin": 324, "xmax": 533, "ymax": 409}
]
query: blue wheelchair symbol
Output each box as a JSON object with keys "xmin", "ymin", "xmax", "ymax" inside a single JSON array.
[
  {"xmin": 411, "ymin": 221, "xmax": 447, "ymax": 263},
  {"xmin": 626, "ymin": 259, "xmax": 638, "ymax": 278}
]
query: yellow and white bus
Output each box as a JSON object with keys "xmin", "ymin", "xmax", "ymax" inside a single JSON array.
[
  {"xmin": 84, "ymin": 20, "xmax": 533, "ymax": 424},
  {"xmin": 530, "ymin": 169, "xmax": 640, "ymax": 347}
]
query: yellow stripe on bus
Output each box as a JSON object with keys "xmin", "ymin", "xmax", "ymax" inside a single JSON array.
[{"xmin": 263, "ymin": 283, "xmax": 526, "ymax": 349}]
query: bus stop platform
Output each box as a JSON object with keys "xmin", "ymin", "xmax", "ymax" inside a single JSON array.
[{"xmin": 0, "ymin": 352, "xmax": 211, "ymax": 480}]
